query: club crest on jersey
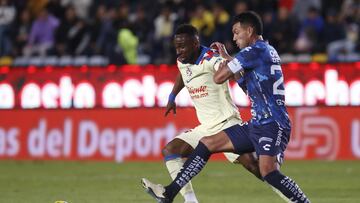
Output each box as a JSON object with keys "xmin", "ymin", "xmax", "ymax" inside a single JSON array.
[{"xmin": 186, "ymin": 67, "xmax": 192, "ymax": 77}]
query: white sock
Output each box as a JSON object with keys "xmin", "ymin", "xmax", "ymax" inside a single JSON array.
[
  {"xmin": 184, "ymin": 192, "xmax": 199, "ymax": 203},
  {"xmin": 165, "ymin": 157, "xmax": 199, "ymax": 202}
]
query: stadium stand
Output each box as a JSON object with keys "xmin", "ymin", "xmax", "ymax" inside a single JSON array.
[{"xmin": 0, "ymin": 0, "xmax": 359, "ymax": 66}]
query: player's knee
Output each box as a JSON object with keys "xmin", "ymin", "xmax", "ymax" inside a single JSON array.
[
  {"xmin": 161, "ymin": 147, "xmax": 169, "ymax": 157},
  {"xmin": 237, "ymin": 155, "xmax": 262, "ymax": 180},
  {"xmin": 243, "ymin": 160, "xmax": 257, "ymax": 173},
  {"xmin": 260, "ymin": 162, "xmax": 277, "ymax": 178},
  {"xmin": 199, "ymin": 137, "xmax": 215, "ymax": 152},
  {"xmin": 162, "ymin": 144, "xmax": 174, "ymax": 157}
]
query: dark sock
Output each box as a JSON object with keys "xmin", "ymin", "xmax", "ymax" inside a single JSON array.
[
  {"xmin": 264, "ymin": 170, "xmax": 311, "ymax": 203},
  {"xmin": 164, "ymin": 142, "xmax": 211, "ymax": 200}
]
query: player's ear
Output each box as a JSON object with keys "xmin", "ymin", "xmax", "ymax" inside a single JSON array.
[
  {"xmin": 193, "ymin": 36, "xmax": 200, "ymax": 48},
  {"xmin": 247, "ymin": 26, "xmax": 253, "ymax": 36}
]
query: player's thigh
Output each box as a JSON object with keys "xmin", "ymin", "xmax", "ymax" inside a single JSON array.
[
  {"xmin": 162, "ymin": 138, "xmax": 194, "ymax": 157},
  {"xmin": 223, "ymin": 122, "xmax": 254, "ymax": 155},
  {"xmin": 200, "ymin": 130, "xmax": 235, "ymax": 152},
  {"xmin": 173, "ymin": 127, "xmax": 207, "ymax": 155},
  {"xmin": 219, "ymin": 118, "xmax": 254, "ymax": 163},
  {"xmin": 250, "ymin": 121, "xmax": 290, "ymax": 165}
]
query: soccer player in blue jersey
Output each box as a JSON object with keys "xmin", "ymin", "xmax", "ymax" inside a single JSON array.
[
  {"xmin": 142, "ymin": 12, "xmax": 311, "ymax": 203},
  {"xmin": 212, "ymin": 11, "xmax": 311, "ymax": 203}
]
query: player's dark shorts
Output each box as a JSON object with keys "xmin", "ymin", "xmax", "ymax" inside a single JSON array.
[
  {"xmin": 223, "ymin": 122, "xmax": 255, "ymax": 155},
  {"xmin": 249, "ymin": 121, "xmax": 290, "ymax": 164}
]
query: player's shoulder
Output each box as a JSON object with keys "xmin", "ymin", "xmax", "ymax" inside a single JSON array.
[
  {"xmin": 176, "ymin": 60, "xmax": 193, "ymax": 72},
  {"xmin": 204, "ymin": 48, "xmax": 220, "ymax": 59},
  {"xmin": 253, "ymin": 40, "xmax": 280, "ymax": 56},
  {"xmin": 245, "ymin": 40, "xmax": 267, "ymax": 52},
  {"xmin": 255, "ymin": 41, "xmax": 281, "ymax": 64},
  {"xmin": 239, "ymin": 40, "xmax": 278, "ymax": 60},
  {"xmin": 198, "ymin": 46, "xmax": 222, "ymax": 65},
  {"xmin": 176, "ymin": 60, "xmax": 183, "ymax": 68}
]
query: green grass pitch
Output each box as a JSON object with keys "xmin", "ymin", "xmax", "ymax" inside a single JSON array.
[{"xmin": 0, "ymin": 160, "xmax": 359, "ymax": 203}]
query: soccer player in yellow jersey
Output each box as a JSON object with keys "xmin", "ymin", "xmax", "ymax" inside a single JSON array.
[{"xmin": 158, "ymin": 24, "xmax": 260, "ymax": 203}]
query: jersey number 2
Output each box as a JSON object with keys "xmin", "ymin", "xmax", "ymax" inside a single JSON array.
[{"xmin": 270, "ymin": 65, "xmax": 285, "ymax": 95}]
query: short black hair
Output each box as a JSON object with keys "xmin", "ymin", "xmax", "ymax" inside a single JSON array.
[
  {"xmin": 175, "ymin": 24, "xmax": 199, "ymax": 37},
  {"xmin": 232, "ymin": 11, "xmax": 263, "ymax": 35}
]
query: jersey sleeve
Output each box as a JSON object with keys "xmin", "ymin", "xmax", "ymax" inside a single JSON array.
[{"xmin": 228, "ymin": 46, "xmax": 260, "ymax": 73}]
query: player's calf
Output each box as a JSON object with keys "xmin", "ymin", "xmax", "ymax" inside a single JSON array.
[
  {"xmin": 263, "ymin": 170, "xmax": 311, "ymax": 203},
  {"xmin": 260, "ymin": 156, "xmax": 311, "ymax": 203},
  {"xmin": 163, "ymin": 142, "xmax": 212, "ymax": 201},
  {"xmin": 236, "ymin": 153, "xmax": 262, "ymax": 180},
  {"xmin": 162, "ymin": 138, "xmax": 194, "ymax": 157},
  {"xmin": 162, "ymin": 138, "xmax": 199, "ymax": 203}
]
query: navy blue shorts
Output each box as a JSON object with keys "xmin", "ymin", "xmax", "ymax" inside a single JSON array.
[
  {"xmin": 223, "ymin": 122, "xmax": 255, "ymax": 155},
  {"xmin": 249, "ymin": 121, "xmax": 290, "ymax": 164}
]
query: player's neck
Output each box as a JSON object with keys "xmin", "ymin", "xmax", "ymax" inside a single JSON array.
[
  {"xmin": 249, "ymin": 35, "xmax": 263, "ymax": 46},
  {"xmin": 188, "ymin": 48, "xmax": 202, "ymax": 64}
]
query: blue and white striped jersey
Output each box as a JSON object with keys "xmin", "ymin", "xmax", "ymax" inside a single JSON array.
[{"xmin": 229, "ymin": 40, "xmax": 291, "ymax": 129}]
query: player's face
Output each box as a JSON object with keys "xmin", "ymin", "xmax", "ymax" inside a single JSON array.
[
  {"xmin": 174, "ymin": 34, "xmax": 199, "ymax": 63},
  {"xmin": 232, "ymin": 22, "xmax": 251, "ymax": 49}
]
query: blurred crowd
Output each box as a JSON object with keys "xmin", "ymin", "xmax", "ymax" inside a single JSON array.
[{"xmin": 0, "ymin": 0, "xmax": 359, "ymax": 65}]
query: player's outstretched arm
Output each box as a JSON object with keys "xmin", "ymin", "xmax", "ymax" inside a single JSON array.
[
  {"xmin": 165, "ymin": 73, "xmax": 184, "ymax": 116},
  {"xmin": 213, "ymin": 60, "xmax": 234, "ymax": 84}
]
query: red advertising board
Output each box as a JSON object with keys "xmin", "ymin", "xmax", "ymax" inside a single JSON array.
[
  {"xmin": 0, "ymin": 107, "xmax": 359, "ymax": 161},
  {"xmin": 0, "ymin": 63, "xmax": 360, "ymax": 109}
]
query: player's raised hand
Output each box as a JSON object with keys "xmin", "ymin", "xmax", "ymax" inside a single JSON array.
[
  {"xmin": 165, "ymin": 101, "xmax": 176, "ymax": 116},
  {"xmin": 210, "ymin": 42, "xmax": 231, "ymax": 60},
  {"xmin": 218, "ymin": 60, "xmax": 229, "ymax": 71}
]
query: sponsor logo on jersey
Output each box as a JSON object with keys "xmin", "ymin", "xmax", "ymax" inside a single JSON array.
[
  {"xmin": 187, "ymin": 85, "xmax": 209, "ymax": 99},
  {"xmin": 263, "ymin": 144, "xmax": 271, "ymax": 151}
]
